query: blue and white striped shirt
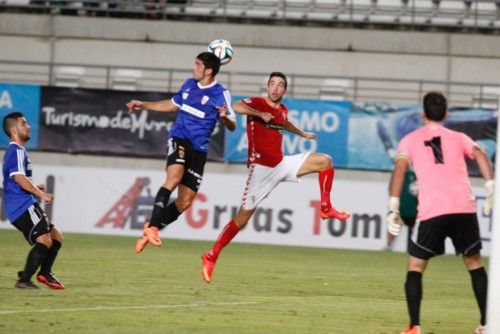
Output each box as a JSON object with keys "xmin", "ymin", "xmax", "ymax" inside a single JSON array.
[
  {"xmin": 2, "ymin": 142, "xmax": 36, "ymax": 222},
  {"xmin": 170, "ymin": 78, "xmax": 235, "ymax": 152}
]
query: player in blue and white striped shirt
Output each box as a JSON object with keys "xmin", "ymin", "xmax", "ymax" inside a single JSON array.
[
  {"xmin": 127, "ymin": 52, "xmax": 236, "ymax": 252},
  {"xmin": 2, "ymin": 112, "xmax": 65, "ymax": 289}
]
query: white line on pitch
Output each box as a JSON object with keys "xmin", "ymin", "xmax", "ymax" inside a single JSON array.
[{"xmin": 0, "ymin": 301, "xmax": 259, "ymax": 316}]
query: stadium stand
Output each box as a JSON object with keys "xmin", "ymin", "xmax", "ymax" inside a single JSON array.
[{"xmin": 0, "ymin": 1, "xmax": 499, "ymax": 29}]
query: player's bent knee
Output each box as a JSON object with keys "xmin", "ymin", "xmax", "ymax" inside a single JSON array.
[
  {"xmin": 323, "ymin": 155, "xmax": 333, "ymax": 168},
  {"xmin": 463, "ymin": 252, "xmax": 483, "ymax": 270},
  {"xmin": 51, "ymin": 228, "xmax": 63, "ymax": 242},
  {"xmin": 315, "ymin": 153, "xmax": 332, "ymax": 170},
  {"xmin": 36, "ymin": 234, "xmax": 53, "ymax": 249}
]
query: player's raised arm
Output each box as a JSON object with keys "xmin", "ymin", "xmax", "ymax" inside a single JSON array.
[
  {"xmin": 217, "ymin": 104, "xmax": 236, "ymax": 131},
  {"xmin": 126, "ymin": 99, "xmax": 179, "ymax": 113},
  {"xmin": 233, "ymin": 101, "xmax": 273, "ymax": 123},
  {"xmin": 284, "ymin": 120, "xmax": 316, "ymax": 139}
]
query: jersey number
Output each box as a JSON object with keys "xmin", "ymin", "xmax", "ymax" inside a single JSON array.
[{"xmin": 424, "ymin": 136, "xmax": 444, "ymax": 164}]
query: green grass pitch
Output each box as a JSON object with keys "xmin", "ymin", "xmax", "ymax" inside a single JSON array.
[{"xmin": 0, "ymin": 229, "xmax": 486, "ymax": 333}]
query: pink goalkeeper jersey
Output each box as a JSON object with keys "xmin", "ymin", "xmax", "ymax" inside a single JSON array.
[{"xmin": 397, "ymin": 123, "xmax": 477, "ymax": 221}]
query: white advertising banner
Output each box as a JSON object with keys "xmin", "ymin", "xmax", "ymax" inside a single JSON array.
[{"xmin": 0, "ymin": 164, "xmax": 493, "ymax": 255}]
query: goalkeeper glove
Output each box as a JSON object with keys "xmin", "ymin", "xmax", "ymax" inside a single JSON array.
[
  {"xmin": 387, "ymin": 197, "xmax": 403, "ymax": 236},
  {"xmin": 483, "ymin": 180, "xmax": 494, "ymax": 216}
]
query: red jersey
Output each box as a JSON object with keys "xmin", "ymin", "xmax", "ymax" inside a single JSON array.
[{"xmin": 243, "ymin": 96, "xmax": 288, "ymax": 167}]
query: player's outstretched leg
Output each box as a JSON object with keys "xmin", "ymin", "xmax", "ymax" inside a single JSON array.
[
  {"xmin": 201, "ymin": 220, "xmax": 240, "ymax": 283},
  {"xmin": 319, "ymin": 206, "xmax": 351, "ymax": 221},
  {"xmin": 15, "ymin": 243, "xmax": 49, "ymax": 289},
  {"xmin": 318, "ymin": 167, "xmax": 350, "ymax": 221},
  {"xmin": 135, "ymin": 187, "xmax": 173, "ymax": 251},
  {"xmin": 201, "ymin": 252, "xmax": 216, "ymax": 283},
  {"xmin": 37, "ymin": 238, "xmax": 65, "ymax": 289}
]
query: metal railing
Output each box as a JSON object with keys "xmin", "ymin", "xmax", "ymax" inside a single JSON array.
[{"xmin": 1, "ymin": 59, "xmax": 499, "ymax": 108}]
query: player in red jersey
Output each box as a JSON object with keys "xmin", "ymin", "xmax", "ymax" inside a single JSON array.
[{"xmin": 201, "ymin": 72, "xmax": 350, "ymax": 283}]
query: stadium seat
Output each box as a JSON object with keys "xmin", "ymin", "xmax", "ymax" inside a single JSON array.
[
  {"xmin": 4, "ymin": 0, "xmax": 30, "ymax": 4},
  {"xmin": 368, "ymin": 0, "xmax": 404, "ymax": 24},
  {"xmin": 184, "ymin": 0, "xmax": 219, "ymax": 16},
  {"xmin": 54, "ymin": 66, "xmax": 86, "ymax": 88},
  {"xmin": 217, "ymin": 0, "xmax": 249, "ymax": 17},
  {"xmin": 111, "ymin": 68, "xmax": 142, "ymax": 91},
  {"xmin": 246, "ymin": 0, "xmax": 282, "ymax": 19},
  {"xmin": 473, "ymin": 85, "xmax": 500, "ymax": 109},
  {"xmin": 319, "ymin": 78, "xmax": 351, "ymax": 100},
  {"xmin": 435, "ymin": 0, "xmax": 470, "ymax": 26},
  {"xmin": 283, "ymin": 0, "xmax": 311, "ymax": 20},
  {"xmin": 473, "ymin": 0, "xmax": 499, "ymax": 25},
  {"xmin": 306, "ymin": 0, "xmax": 346, "ymax": 21}
]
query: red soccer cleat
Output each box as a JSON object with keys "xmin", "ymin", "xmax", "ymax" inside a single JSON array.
[
  {"xmin": 36, "ymin": 272, "xmax": 65, "ymax": 289},
  {"xmin": 201, "ymin": 252, "xmax": 216, "ymax": 284},
  {"xmin": 320, "ymin": 206, "xmax": 351, "ymax": 221},
  {"xmin": 400, "ymin": 325, "xmax": 420, "ymax": 334}
]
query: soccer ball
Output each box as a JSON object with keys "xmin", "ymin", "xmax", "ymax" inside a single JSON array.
[{"xmin": 208, "ymin": 39, "xmax": 233, "ymax": 65}]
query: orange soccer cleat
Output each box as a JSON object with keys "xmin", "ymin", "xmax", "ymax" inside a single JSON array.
[
  {"xmin": 400, "ymin": 325, "xmax": 420, "ymax": 334},
  {"xmin": 135, "ymin": 222, "xmax": 161, "ymax": 252},
  {"xmin": 201, "ymin": 252, "xmax": 216, "ymax": 284},
  {"xmin": 144, "ymin": 222, "xmax": 161, "ymax": 246},
  {"xmin": 320, "ymin": 206, "xmax": 351, "ymax": 221},
  {"xmin": 135, "ymin": 234, "xmax": 149, "ymax": 253}
]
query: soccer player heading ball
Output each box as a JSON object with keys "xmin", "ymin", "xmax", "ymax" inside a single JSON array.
[
  {"xmin": 127, "ymin": 52, "xmax": 236, "ymax": 253},
  {"xmin": 201, "ymin": 71, "xmax": 351, "ymax": 283}
]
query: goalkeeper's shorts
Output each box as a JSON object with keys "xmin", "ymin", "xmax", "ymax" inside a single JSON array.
[{"xmin": 409, "ymin": 213, "xmax": 482, "ymax": 260}]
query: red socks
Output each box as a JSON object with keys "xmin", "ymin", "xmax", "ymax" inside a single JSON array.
[
  {"xmin": 208, "ymin": 220, "xmax": 240, "ymax": 262},
  {"xmin": 319, "ymin": 167, "xmax": 334, "ymax": 210}
]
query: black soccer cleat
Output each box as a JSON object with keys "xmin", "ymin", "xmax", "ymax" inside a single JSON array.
[{"xmin": 15, "ymin": 280, "xmax": 40, "ymax": 289}]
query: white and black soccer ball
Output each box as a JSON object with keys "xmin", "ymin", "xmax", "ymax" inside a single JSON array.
[{"xmin": 207, "ymin": 39, "xmax": 234, "ymax": 65}]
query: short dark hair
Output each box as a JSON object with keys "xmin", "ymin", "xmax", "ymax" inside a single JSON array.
[
  {"xmin": 3, "ymin": 111, "xmax": 24, "ymax": 138},
  {"xmin": 197, "ymin": 52, "xmax": 221, "ymax": 77},
  {"xmin": 268, "ymin": 72, "xmax": 288, "ymax": 89},
  {"xmin": 423, "ymin": 91, "xmax": 447, "ymax": 121}
]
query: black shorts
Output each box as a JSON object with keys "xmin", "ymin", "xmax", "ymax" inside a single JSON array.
[
  {"xmin": 409, "ymin": 213, "xmax": 482, "ymax": 260},
  {"xmin": 166, "ymin": 137, "xmax": 207, "ymax": 192},
  {"xmin": 12, "ymin": 203, "xmax": 53, "ymax": 245}
]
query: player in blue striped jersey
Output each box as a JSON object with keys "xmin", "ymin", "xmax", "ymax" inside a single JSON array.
[
  {"xmin": 2, "ymin": 112, "xmax": 65, "ymax": 289},
  {"xmin": 127, "ymin": 52, "xmax": 236, "ymax": 252}
]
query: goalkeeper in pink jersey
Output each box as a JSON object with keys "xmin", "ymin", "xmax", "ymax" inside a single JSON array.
[
  {"xmin": 387, "ymin": 91, "xmax": 494, "ymax": 334},
  {"xmin": 200, "ymin": 72, "xmax": 350, "ymax": 284}
]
